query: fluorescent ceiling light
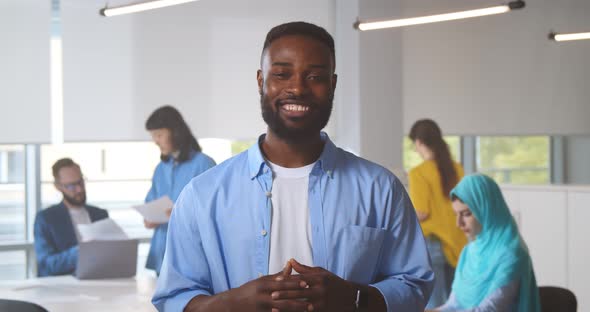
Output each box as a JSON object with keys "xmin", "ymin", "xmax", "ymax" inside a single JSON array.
[
  {"xmin": 100, "ymin": 0, "xmax": 198, "ymax": 17},
  {"xmin": 549, "ymin": 32, "xmax": 590, "ymax": 42},
  {"xmin": 354, "ymin": 0, "xmax": 525, "ymax": 31}
]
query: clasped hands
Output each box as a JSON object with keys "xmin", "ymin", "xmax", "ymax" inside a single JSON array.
[{"xmin": 232, "ymin": 258, "xmax": 357, "ymax": 312}]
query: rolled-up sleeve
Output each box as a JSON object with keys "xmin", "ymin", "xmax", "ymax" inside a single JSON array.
[
  {"xmin": 152, "ymin": 182, "xmax": 213, "ymax": 311},
  {"xmin": 370, "ymin": 177, "xmax": 434, "ymax": 312}
]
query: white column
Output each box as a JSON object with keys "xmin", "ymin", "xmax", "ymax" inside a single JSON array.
[
  {"xmin": 333, "ymin": 0, "xmax": 361, "ymax": 155},
  {"xmin": 25, "ymin": 144, "xmax": 41, "ymax": 278},
  {"xmin": 334, "ymin": 0, "xmax": 404, "ymax": 171}
]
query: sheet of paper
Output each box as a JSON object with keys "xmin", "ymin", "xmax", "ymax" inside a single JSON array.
[
  {"xmin": 77, "ymin": 218, "xmax": 128, "ymax": 242},
  {"xmin": 133, "ymin": 196, "xmax": 173, "ymax": 224}
]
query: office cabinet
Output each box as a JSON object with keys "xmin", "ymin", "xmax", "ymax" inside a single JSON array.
[
  {"xmin": 568, "ymin": 191, "xmax": 590, "ymax": 311},
  {"xmin": 501, "ymin": 185, "xmax": 589, "ymax": 311},
  {"xmin": 518, "ymin": 191, "xmax": 568, "ymax": 288}
]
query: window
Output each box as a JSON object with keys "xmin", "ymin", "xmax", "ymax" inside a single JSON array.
[
  {"xmin": 39, "ymin": 139, "xmax": 257, "ymax": 233},
  {"xmin": 37, "ymin": 139, "xmax": 255, "ymax": 276},
  {"xmin": 0, "ymin": 145, "xmax": 26, "ymax": 243},
  {"xmin": 0, "ymin": 145, "xmax": 27, "ymax": 280},
  {"xmin": 0, "ymin": 138, "xmax": 256, "ymax": 280},
  {"xmin": 403, "ymin": 136, "xmax": 461, "ymax": 171},
  {"xmin": 40, "ymin": 142, "xmax": 163, "ymax": 276},
  {"xmin": 476, "ymin": 136, "xmax": 550, "ymax": 184},
  {"xmin": 40, "ymin": 142, "xmax": 161, "ymax": 238}
]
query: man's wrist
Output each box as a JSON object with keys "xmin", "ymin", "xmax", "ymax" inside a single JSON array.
[
  {"xmin": 347, "ymin": 282, "xmax": 368, "ymax": 312},
  {"xmin": 348, "ymin": 283, "xmax": 387, "ymax": 312},
  {"xmin": 354, "ymin": 286, "xmax": 369, "ymax": 312},
  {"xmin": 184, "ymin": 291, "xmax": 232, "ymax": 312}
]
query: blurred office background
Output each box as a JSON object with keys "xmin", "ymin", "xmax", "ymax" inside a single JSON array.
[{"xmin": 1, "ymin": 0, "xmax": 589, "ymax": 308}]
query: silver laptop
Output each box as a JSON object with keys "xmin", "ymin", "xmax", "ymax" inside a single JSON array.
[{"xmin": 76, "ymin": 239, "xmax": 138, "ymax": 279}]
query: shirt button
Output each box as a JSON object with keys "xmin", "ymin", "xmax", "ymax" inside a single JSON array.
[
  {"xmin": 261, "ymin": 229, "xmax": 267, "ymax": 236},
  {"xmin": 265, "ymin": 192, "xmax": 272, "ymax": 198}
]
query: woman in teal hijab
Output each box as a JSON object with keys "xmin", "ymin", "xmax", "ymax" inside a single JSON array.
[{"xmin": 429, "ymin": 174, "xmax": 541, "ymax": 311}]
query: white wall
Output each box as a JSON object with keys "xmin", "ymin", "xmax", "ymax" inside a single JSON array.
[
  {"xmin": 132, "ymin": 0, "xmax": 336, "ymax": 141},
  {"xmin": 333, "ymin": 1, "xmax": 361, "ymax": 155},
  {"xmin": 334, "ymin": 0, "xmax": 404, "ymax": 170},
  {"xmin": 568, "ymin": 191, "xmax": 590, "ymax": 311},
  {"xmin": 60, "ymin": 0, "xmax": 407, "ymax": 172},
  {"xmin": 51, "ymin": 0, "xmax": 408, "ymax": 170},
  {"xmin": 61, "ymin": 0, "xmax": 336, "ymax": 142},
  {"xmin": 61, "ymin": 0, "xmax": 136, "ymax": 143},
  {"xmin": 502, "ymin": 184, "xmax": 590, "ymax": 311},
  {"xmin": 4, "ymin": 0, "xmax": 588, "ymax": 175},
  {"xmin": 359, "ymin": 0, "xmax": 404, "ymax": 170},
  {"xmin": 0, "ymin": 0, "xmax": 51, "ymax": 144},
  {"xmin": 402, "ymin": 0, "xmax": 590, "ymax": 135}
]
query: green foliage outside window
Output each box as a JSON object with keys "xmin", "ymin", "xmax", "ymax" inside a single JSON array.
[{"xmin": 477, "ymin": 137, "xmax": 549, "ymax": 184}]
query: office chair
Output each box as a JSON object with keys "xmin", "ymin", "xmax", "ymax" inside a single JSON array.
[
  {"xmin": 0, "ymin": 299, "xmax": 48, "ymax": 312},
  {"xmin": 539, "ymin": 286, "xmax": 577, "ymax": 312}
]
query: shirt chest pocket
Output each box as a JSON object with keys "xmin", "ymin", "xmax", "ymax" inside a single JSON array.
[{"xmin": 338, "ymin": 225, "xmax": 387, "ymax": 284}]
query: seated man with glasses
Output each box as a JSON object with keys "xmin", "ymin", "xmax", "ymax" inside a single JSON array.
[{"xmin": 33, "ymin": 158, "xmax": 109, "ymax": 277}]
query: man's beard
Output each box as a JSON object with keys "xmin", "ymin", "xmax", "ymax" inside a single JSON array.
[
  {"xmin": 260, "ymin": 93, "xmax": 333, "ymax": 143},
  {"xmin": 62, "ymin": 191, "xmax": 86, "ymax": 206}
]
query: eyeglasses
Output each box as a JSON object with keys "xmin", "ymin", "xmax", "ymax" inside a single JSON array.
[{"xmin": 58, "ymin": 178, "xmax": 85, "ymax": 192}]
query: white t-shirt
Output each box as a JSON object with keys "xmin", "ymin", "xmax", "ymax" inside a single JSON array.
[
  {"xmin": 68, "ymin": 206, "xmax": 91, "ymax": 242},
  {"xmin": 267, "ymin": 161, "xmax": 315, "ymax": 275}
]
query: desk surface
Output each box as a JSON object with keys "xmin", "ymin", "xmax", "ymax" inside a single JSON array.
[{"xmin": 0, "ymin": 275, "xmax": 157, "ymax": 312}]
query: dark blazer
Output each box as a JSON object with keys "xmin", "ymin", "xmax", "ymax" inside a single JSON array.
[{"xmin": 33, "ymin": 202, "xmax": 108, "ymax": 277}]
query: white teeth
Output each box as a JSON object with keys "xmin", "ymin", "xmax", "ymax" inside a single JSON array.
[{"xmin": 285, "ymin": 104, "xmax": 309, "ymax": 112}]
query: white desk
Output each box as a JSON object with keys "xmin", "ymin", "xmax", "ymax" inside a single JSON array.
[{"xmin": 0, "ymin": 275, "xmax": 157, "ymax": 312}]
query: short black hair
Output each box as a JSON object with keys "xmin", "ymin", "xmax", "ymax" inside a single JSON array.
[
  {"xmin": 261, "ymin": 21, "xmax": 335, "ymax": 69},
  {"xmin": 52, "ymin": 158, "xmax": 80, "ymax": 181},
  {"xmin": 145, "ymin": 105, "xmax": 202, "ymax": 163}
]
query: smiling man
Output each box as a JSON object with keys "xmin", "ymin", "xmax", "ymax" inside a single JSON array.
[{"xmin": 152, "ymin": 21, "xmax": 433, "ymax": 312}]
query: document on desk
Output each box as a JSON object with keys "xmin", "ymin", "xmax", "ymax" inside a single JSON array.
[
  {"xmin": 77, "ymin": 218, "xmax": 128, "ymax": 242},
  {"xmin": 133, "ymin": 195, "xmax": 173, "ymax": 224}
]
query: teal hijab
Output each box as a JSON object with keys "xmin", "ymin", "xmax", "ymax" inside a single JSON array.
[{"xmin": 450, "ymin": 174, "xmax": 540, "ymax": 311}]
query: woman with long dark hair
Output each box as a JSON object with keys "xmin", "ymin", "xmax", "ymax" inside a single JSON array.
[
  {"xmin": 408, "ymin": 119, "xmax": 467, "ymax": 308},
  {"xmin": 144, "ymin": 105, "xmax": 216, "ymax": 275}
]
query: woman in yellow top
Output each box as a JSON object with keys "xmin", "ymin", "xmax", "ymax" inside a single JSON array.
[{"xmin": 408, "ymin": 119, "xmax": 467, "ymax": 309}]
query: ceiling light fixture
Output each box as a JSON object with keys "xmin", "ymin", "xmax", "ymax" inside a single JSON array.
[
  {"xmin": 354, "ymin": 0, "xmax": 525, "ymax": 31},
  {"xmin": 549, "ymin": 32, "xmax": 590, "ymax": 42},
  {"xmin": 100, "ymin": 0, "xmax": 198, "ymax": 17}
]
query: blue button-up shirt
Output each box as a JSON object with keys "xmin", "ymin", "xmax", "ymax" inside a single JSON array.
[
  {"xmin": 152, "ymin": 133, "xmax": 434, "ymax": 311},
  {"xmin": 145, "ymin": 150, "xmax": 216, "ymax": 274}
]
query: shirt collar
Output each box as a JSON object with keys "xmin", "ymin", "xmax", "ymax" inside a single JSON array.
[
  {"xmin": 247, "ymin": 132, "xmax": 337, "ymax": 179},
  {"xmin": 164, "ymin": 149, "xmax": 196, "ymax": 165}
]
